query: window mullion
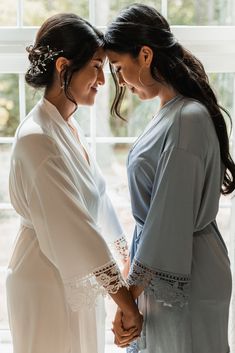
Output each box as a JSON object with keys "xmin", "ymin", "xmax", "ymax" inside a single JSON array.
[
  {"xmin": 17, "ymin": 0, "xmax": 24, "ymax": 27},
  {"xmin": 230, "ymin": 76, "xmax": 235, "ymax": 268},
  {"xmin": 90, "ymin": 106, "xmax": 97, "ymax": 157},
  {"xmin": 19, "ymin": 74, "xmax": 26, "ymax": 122},
  {"xmin": 88, "ymin": 0, "xmax": 97, "ymax": 157},
  {"xmin": 161, "ymin": 0, "xmax": 168, "ymax": 19},
  {"xmin": 89, "ymin": 0, "xmax": 96, "ymax": 24}
]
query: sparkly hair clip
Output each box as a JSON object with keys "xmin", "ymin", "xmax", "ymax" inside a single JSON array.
[{"xmin": 26, "ymin": 45, "xmax": 64, "ymax": 75}]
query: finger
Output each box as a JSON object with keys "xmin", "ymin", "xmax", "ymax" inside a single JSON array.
[
  {"xmin": 112, "ymin": 324, "xmax": 137, "ymax": 337},
  {"xmin": 114, "ymin": 334, "xmax": 129, "ymax": 347},
  {"xmin": 112, "ymin": 326, "xmax": 138, "ymax": 340},
  {"xmin": 115, "ymin": 330, "xmax": 140, "ymax": 345}
]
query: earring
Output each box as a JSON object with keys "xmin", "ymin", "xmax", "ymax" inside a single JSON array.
[
  {"xmin": 138, "ymin": 65, "xmax": 156, "ymax": 87},
  {"xmin": 60, "ymin": 79, "xmax": 65, "ymax": 90}
]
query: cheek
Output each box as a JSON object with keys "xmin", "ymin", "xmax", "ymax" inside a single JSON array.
[
  {"xmin": 124, "ymin": 68, "xmax": 141, "ymax": 86},
  {"xmin": 71, "ymin": 71, "xmax": 96, "ymax": 90}
]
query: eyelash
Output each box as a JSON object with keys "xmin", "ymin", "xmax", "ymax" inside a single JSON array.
[{"xmin": 115, "ymin": 67, "xmax": 121, "ymax": 74}]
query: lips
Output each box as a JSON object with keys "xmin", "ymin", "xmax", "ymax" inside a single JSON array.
[{"xmin": 91, "ymin": 86, "xmax": 98, "ymax": 93}]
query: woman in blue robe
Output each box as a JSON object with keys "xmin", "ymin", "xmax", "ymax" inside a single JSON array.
[{"xmin": 104, "ymin": 4, "xmax": 235, "ymax": 353}]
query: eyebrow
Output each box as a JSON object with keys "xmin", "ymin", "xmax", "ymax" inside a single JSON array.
[{"xmin": 92, "ymin": 58, "xmax": 104, "ymax": 63}]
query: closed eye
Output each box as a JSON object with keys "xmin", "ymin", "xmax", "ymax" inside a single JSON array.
[{"xmin": 114, "ymin": 66, "xmax": 121, "ymax": 74}]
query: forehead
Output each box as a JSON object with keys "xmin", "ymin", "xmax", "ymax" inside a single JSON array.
[
  {"xmin": 106, "ymin": 50, "xmax": 133, "ymax": 64},
  {"xmin": 92, "ymin": 47, "xmax": 106, "ymax": 62}
]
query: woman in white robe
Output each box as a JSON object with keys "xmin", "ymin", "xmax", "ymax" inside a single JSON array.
[{"xmin": 6, "ymin": 13, "xmax": 142, "ymax": 353}]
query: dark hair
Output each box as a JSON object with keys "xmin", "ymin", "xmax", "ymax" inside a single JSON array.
[
  {"xmin": 104, "ymin": 3, "xmax": 235, "ymax": 195},
  {"xmin": 25, "ymin": 13, "xmax": 104, "ymax": 105}
]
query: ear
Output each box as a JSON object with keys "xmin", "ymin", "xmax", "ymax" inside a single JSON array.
[
  {"xmin": 55, "ymin": 57, "xmax": 70, "ymax": 74},
  {"xmin": 138, "ymin": 46, "xmax": 153, "ymax": 67}
]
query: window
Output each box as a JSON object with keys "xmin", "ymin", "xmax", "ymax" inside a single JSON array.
[{"xmin": 0, "ymin": 1, "xmax": 235, "ymax": 352}]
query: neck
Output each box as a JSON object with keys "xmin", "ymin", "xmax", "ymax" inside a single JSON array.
[
  {"xmin": 158, "ymin": 84, "xmax": 179, "ymax": 109},
  {"xmin": 44, "ymin": 89, "xmax": 76, "ymax": 121}
]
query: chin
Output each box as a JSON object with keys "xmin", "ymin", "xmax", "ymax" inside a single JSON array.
[{"xmin": 79, "ymin": 98, "xmax": 95, "ymax": 106}]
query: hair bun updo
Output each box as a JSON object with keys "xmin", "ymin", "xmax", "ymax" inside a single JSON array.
[{"xmin": 25, "ymin": 44, "xmax": 63, "ymax": 89}]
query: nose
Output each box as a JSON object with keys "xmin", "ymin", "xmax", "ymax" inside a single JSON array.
[
  {"xmin": 117, "ymin": 73, "xmax": 125, "ymax": 87},
  {"xmin": 97, "ymin": 69, "xmax": 105, "ymax": 86}
]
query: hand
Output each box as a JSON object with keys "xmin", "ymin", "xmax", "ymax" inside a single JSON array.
[{"xmin": 112, "ymin": 307, "xmax": 143, "ymax": 347}]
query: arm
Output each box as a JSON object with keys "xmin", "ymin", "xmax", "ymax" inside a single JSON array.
[
  {"xmin": 17, "ymin": 137, "xmax": 130, "ymax": 311},
  {"xmin": 127, "ymin": 147, "xmax": 204, "ymax": 307},
  {"xmin": 98, "ymin": 192, "xmax": 129, "ymax": 263}
]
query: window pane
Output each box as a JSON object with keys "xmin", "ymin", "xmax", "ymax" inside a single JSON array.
[
  {"xmin": 168, "ymin": 0, "xmax": 235, "ymax": 25},
  {"xmin": 74, "ymin": 107, "xmax": 91, "ymax": 137},
  {"xmin": 96, "ymin": 74, "xmax": 160, "ymax": 137},
  {"xmin": 0, "ymin": 210, "xmax": 19, "ymax": 332},
  {"xmin": 0, "ymin": 74, "xmax": 19, "ymax": 137},
  {"xmin": 25, "ymin": 85, "xmax": 43, "ymax": 115},
  {"xmin": 0, "ymin": 144, "xmax": 12, "ymax": 204},
  {"xmin": 0, "ymin": 268, "xmax": 10, "ymax": 330},
  {"xmin": 217, "ymin": 197, "xmax": 232, "ymax": 250},
  {"xmin": 208, "ymin": 72, "xmax": 235, "ymax": 142},
  {"xmin": 0, "ymin": 210, "xmax": 19, "ymax": 268},
  {"xmin": 0, "ymin": 209, "xmax": 19, "ymax": 332},
  {"xmin": 23, "ymin": 0, "xmax": 89, "ymax": 26},
  {"xmin": 94, "ymin": 0, "xmax": 161, "ymax": 26},
  {"xmin": 0, "ymin": 0, "xmax": 17, "ymax": 26},
  {"xmin": 96, "ymin": 143, "xmax": 134, "ymax": 240}
]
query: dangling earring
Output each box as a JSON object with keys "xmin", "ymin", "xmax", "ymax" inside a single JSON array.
[
  {"xmin": 138, "ymin": 65, "xmax": 156, "ymax": 87},
  {"xmin": 60, "ymin": 79, "xmax": 65, "ymax": 90}
]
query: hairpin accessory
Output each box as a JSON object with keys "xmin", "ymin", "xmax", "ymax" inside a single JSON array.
[{"xmin": 26, "ymin": 45, "xmax": 63, "ymax": 75}]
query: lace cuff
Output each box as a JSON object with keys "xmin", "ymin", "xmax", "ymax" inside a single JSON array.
[
  {"xmin": 113, "ymin": 235, "xmax": 129, "ymax": 262},
  {"xmin": 64, "ymin": 260, "xmax": 127, "ymax": 311},
  {"xmin": 127, "ymin": 259, "xmax": 190, "ymax": 307}
]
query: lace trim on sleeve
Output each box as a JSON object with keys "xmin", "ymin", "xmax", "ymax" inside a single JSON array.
[
  {"xmin": 127, "ymin": 259, "xmax": 190, "ymax": 308},
  {"xmin": 64, "ymin": 260, "xmax": 127, "ymax": 311},
  {"xmin": 113, "ymin": 235, "xmax": 129, "ymax": 262}
]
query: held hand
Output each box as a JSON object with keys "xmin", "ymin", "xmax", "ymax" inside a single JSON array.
[{"xmin": 112, "ymin": 307, "xmax": 143, "ymax": 347}]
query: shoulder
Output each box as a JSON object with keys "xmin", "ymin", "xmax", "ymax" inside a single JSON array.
[
  {"xmin": 16, "ymin": 100, "xmax": 51, "ymax": 139},
  {"xmin": 13, "ymin": 104, "xmax": 59, "ymax": 167},
  {"xmin": 180, "ymin": 98, "xmax": 210, "ymax": 129},
  {"xmin": 174, "ymin": 98, "xmax": 212, "ymax": 157}
]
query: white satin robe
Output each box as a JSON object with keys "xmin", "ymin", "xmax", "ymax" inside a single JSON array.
[{"xmin": 6, "ymin": 98, "xmax": 127, "ymax": 353}]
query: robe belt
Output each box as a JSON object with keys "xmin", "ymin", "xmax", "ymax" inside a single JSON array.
[
  {"xmin": 193, "ymin": 222, "xmax": 214, "ymax": 237},
  {"xmin": 21, "ymin": 217, "xmax": 34, "ymax": 229},
  {"xmin": 136, "ymin": 222, "xmax": 214, "ymax": 238}
]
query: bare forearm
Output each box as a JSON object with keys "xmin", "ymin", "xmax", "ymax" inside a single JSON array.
[
  {"xmin": 129, "ymin": 285, "xmax": 144, "ymax": 300},
  {"xmin": 109, "ymin": 286, "xmax": 139, "ymax": 316}
]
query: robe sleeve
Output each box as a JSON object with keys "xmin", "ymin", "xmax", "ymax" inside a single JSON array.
[
  {"xmin": 98, "ymin": 193, "xmax": 129, "ymax": 262},
  {"xmin": 17, "ymin": 135, "xmax": 126, "ymax": 311},
  {"xmin": 127, "ymin": 147, "xmax": 205, "ymax": 307}
]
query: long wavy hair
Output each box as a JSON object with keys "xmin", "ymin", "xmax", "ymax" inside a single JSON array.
[{"xmin": 104, "ymin": 3, "xmax": 235, "ymax": 195}]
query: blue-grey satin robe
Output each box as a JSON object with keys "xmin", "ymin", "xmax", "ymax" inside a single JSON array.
[{"xmin": 127, "ymin": 95, "xmax": 232, "ymax": 353}]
